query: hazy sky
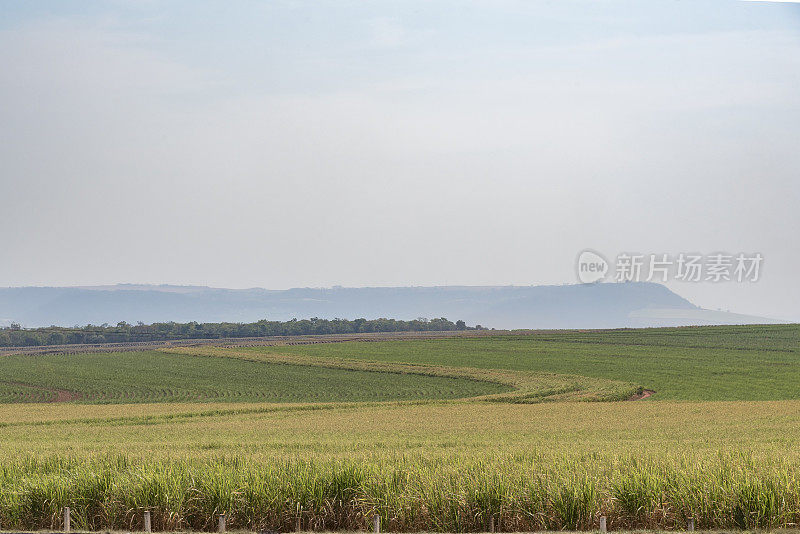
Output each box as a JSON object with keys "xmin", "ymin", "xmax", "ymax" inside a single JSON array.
[{"xmin": 1, "ymin": 1, "xmax": 799, "ymax": 321}]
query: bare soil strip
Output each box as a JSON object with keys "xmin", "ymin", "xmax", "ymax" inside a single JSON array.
[{"xmin": 628, "ymin": 388, "xmax": 655, "ymax": 400}]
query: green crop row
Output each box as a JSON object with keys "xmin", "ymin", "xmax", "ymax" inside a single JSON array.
[
  {"xmin": 0, "ymin": 350, "xmax": 507, "ymax": 404},
  {"xmin": 0, "ymin": 452, "xmax": 798, "ymax": 532}
]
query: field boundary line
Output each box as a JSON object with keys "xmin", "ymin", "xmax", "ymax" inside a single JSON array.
[{"xmin": 0, "ymin": 330, "xmax": 506, "ymax": 357}]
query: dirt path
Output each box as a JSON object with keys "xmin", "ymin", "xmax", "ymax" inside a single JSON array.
[{"xmin": 628, "ymin": 388, "xmax": 655, "ymax": 400}]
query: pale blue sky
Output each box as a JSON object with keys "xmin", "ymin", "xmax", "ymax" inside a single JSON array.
[{"xmin": 1, "ymin": 1, "xmax": 799, "ymax": 320}]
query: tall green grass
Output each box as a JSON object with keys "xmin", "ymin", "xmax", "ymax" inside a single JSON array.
[{"xmin": 1, "ymin": 452, "xmax": 798, "ymax": 532}]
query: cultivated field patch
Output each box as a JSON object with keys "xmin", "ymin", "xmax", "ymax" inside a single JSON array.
[
  {"xmin": 252, "ymin": 325, "xmax": 800, "ymax": 400},
  {"xmin": 0, "ymin": 350, "xmax": 509, "ymax": 404}
]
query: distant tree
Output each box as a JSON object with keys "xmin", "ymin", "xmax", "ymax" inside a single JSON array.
[
  {"xmin": 23, "ymin": 333, "xmax": 43, "ymax": 346},
  {"xmin": 0, "ymin": 316, "xmax": 478, "ymax": 347},
  {"xmin": 47, "ymin": 332, "xmax": 66, "ymax": 345}
]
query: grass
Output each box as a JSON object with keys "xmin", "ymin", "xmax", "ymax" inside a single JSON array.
[
  {"xmin": 1, "ymin": 452, "xmax": 799, "ymax": 532},
  {"xmin": 0, "ymin": 350, "xmax": 508, "ymax": 404},
  {"xmin": 1, "ymin": 324, "xmax": 799, "ymax": 531}
]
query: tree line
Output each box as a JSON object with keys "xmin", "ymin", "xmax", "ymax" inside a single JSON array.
[{"xmin": 0, "ymin": 317, "xmax": 485, "ymax": 347}]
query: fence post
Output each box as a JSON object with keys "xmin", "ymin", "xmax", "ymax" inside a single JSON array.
[
  {"xmin": 373, "ymin": 514, "xmax": 380, "ymax": 533},
  {"xmin": 296, "ymin": 517, "xmax": 302, "ymax": 532},
  {"xmin": 688, "ymin": 517, "xmax": 695, "ymax": 532},
  {"xmin": 489, "ymin": 515, "xmax": 495, "ymax": 533},
  {"xmin": 144, "ymin": 510, "xmax": 151, "ymax": 533},
  {"xmin": 218, "ymin": 513, "xmax": 226, "ymax": 533},
  {"xmin": 599, "ymin": 516, "xmax": 607, "ymax": 533},
  {"xmin": 64, "ymin": 507, "xmax": 71, "ymax": 533}
]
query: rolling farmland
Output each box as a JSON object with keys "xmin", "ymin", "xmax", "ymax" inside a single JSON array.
[{"xmin": 0, "ymin": 324, "xmax": 799, "ymax": 532}]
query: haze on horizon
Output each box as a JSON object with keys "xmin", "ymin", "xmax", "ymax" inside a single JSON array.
[{"xmin": 1, "ymin": 1, "xmax": 799, "ymax": 322}]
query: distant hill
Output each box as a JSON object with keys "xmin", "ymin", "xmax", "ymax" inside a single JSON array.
[{"xmin": 0, "ymin": 282, "xmax": 779, "ymax": 329}]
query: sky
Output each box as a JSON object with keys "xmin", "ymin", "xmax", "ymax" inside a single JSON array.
[{"xmin": 1, "ymin": 0, "xmax": 799, "ymax": 321}]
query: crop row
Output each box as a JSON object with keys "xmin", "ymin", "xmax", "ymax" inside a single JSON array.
[
  {"xmin": 0, "ymin": 350, "xmax": 508, "ymax": 404},
  {"xmin": 0, "ymin": 453, "xmax": 798, "ymax": 532}
]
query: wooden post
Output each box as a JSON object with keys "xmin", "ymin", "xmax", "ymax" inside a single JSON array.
[
  {"xmin": 688, "ymin": 518, "xmax": 695, "ymax": 532},
  {"xmin": 64, "ymin": 507, "xmax": 71, "ymax": 533},
  {"xmin": 489, "ymin": 515, "xmax": 495, "ymax": 533},
  {"xmin": 373, "ymin": 514, "xmax": 380, "ymax": 533},
  {"xmin": 599, "ymin": 516, "xmax": 607, "ymax": 533},
  {"xmin": 218, "ymin": 513, "xmax": 226, "ymax": 533},
  {"xmin": 296, "ymin": 517, "xmax": 302, "ymax": 532},
  {"xmin": 144, "ymin": 510, "xmax": 151, "ymax": 533}
]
